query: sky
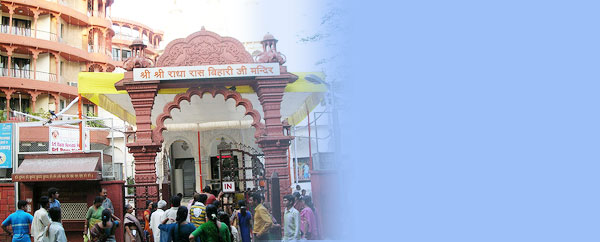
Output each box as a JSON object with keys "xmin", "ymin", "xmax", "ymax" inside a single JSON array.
[{"xmin": 111, "ymin": 0, "xmax": 333, "ymax": 72}]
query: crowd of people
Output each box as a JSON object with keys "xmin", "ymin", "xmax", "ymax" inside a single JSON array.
[{"xmin": 0, "ymin": 184, "xmax": 321, "ymax": 242}]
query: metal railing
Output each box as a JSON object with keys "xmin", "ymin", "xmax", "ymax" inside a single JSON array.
[
  {"xmin": 0, "ymin": 68, "xmax": 57, "ymax": 82},
  {"xmin": 0, "ymin": 25, "xmax": 85, "ymax": 49}
]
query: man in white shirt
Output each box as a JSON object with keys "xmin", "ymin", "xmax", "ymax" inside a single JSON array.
[
  {"xmin": 150, "ymin": 200, "xmax": 167, "ymax": 242},
  {"xmin": 282, "ymin": 194, "xmax": 301, "ymax": 241},
  {"xmin": 160, "ymin": 196, "xmax": 181, "ymax": 224},
  {"xmin": 45, "ymin": 207, "xmax": 67, "ymax": 242},
  {"xmin": 32, "ymin": 196, "xmax": 51, "ymax": 240}
]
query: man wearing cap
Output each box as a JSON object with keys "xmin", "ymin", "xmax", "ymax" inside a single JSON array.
[{"xmin": 149, "ymin": 200, "xmax": 167, "ymax": 242}]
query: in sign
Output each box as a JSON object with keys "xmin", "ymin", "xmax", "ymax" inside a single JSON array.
[{"xmin": 222, "ymin": 181, "xmax": 235, "ymax": 193}]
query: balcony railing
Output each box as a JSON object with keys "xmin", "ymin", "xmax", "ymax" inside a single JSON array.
[
  {"xmin": 0, "ymin": 68, "xmax": 57, "ymax": 82},
  {"xmin": 0, "ymin": 25, "xmax": 83, "ymax": 49}
]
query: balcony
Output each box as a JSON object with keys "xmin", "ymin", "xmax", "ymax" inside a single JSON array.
[
  {"xmin": 0, "ymin": 68, "xmax": 57, "ymax": 82},
  {"xmin": 0, "ymin": 25, "xmax": 82, "ymax": 49}
]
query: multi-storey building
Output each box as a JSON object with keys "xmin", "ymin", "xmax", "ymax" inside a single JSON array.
[
  {"xmin": 0, "ymin": 2, "xmax": 163, "ymax": 241},
  {"xmin": 111, "ymin": 17, "xmax": 163, "ymax": 65},
  {"xmin": 0, "ymin": 0, "xmax": 162, "ymax": 119}
]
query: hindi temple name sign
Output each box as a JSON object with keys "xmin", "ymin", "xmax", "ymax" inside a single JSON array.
[{"xmin": 133, "ymin": 63, "xmax": 281, "ymax": 81}]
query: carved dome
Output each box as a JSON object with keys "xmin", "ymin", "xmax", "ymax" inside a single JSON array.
[
  {"xmin": 130, "ymin": 38, "xmax": 146, "ymax": 48},
  {"xmin": 263, "ymin": 33, "xmax": 276, "ymax": 42},
  {"xmin": 156, "ymin": 29, "xmax": 254, "ymax": 67}
]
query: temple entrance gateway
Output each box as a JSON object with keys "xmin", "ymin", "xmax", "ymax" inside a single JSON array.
[{"xmin": 115, "ymin": 29, "xmax": 300, "ymax": 220}]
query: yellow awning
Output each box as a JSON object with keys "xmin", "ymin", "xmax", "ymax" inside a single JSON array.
[{"xmin": 78, "ymin": 72, "xmax": 326, "ymax": 126}]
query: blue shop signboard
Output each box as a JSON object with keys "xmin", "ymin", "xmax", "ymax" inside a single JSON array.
[{"xmin": 0, "ymin": 123, "xmax": 12, "ymax": 168}]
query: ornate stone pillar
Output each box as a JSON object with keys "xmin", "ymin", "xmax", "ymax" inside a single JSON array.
[
  {"xmin": 6, "ymin": 47, "xmax": 14, "ymax": 77},
  {"xmin": 124, "ymin": 80, "xmax": 161, "ymax": 211},
  {"xmin": 93, "ymin": 0, "xmax": 98, "ymax": 17},
  {"xmin": 51, "ymin": 93, "xmax": 59, "ymax": 112},
  {"xmin": 52, "ymin": 13, "xmax": 61, "ymax": 41},
  {"xmin": 1, "ymin": 89, "xmax": 16, "ymax": 114},
  {"xmin": 94, "ymin": 29, "xmax": 99, "ymax": 53},
  {"xmin": 253, "ymin": 79, "xmax": 294, "ymax": 207},
  {"xmin": 101, "ymin": 0, "xmax": 106, "ymax": 18},
  {"xmin": 31, "ymin": 50, "xmax": 40, "ymax": 80},
  {"xmin": 27, "ymin": 91, "xmax": 40, "ymax": 112},
  {"xmin": 52, "ymin": 53, "xmax": 60, "ymax": 83},
  {"xmin": 32, "ymin": 10, "xmax": 40, "ymax": 38},
  {"xmin": 7, "ymin": 5, "xmax": 15, "ymax": 34}
]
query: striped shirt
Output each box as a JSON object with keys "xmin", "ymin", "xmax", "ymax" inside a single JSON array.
[
  {"xmin": 2, "ymin": 209, "xmax": 33, "ymax": 242},
  {"xmin": 190, "ymin": 202, "xmax": 206, "ymax": 228}
]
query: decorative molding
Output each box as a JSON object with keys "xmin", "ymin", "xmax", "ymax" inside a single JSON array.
[
  {"xmin": 156, "ymin": 29, "xmax": 253, "ymax": 67},
  {"xmin": 153, "ymin": 86, "xmax": 265, "ymax": 144}
]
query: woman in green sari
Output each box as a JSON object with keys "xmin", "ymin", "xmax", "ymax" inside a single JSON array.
[{"xmin": 84, "ymin": 196, "xmax": 105, "ymax": 237}]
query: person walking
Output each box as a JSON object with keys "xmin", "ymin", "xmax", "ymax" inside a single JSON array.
[
  {"xmin": 143, "ymin": 200, "xmax": 153, "ymax": 241},
  {"xmin": 161, "ymin": 196, "xmax": 181, "ymax": 225},
  {"xmin": 282, "ymin": 195, "xmax": 300, "ymax": 241},
  {"xmin": 157, "ymin": 207, "xmax": 198, "ymax": 242},
  {"xmin": 48, "ymin": 188, "xmax": 60, "ymax": 209},
  {"xmin": 188, "ymin": 204, "xmax": 231, "ymax": 242},
  {"xmin": 298, "ymin": 196, "xmax": 319, "ymax": 240},
  {"xmin": 203, "ymin": 186, "xmax": 217, "ymax": 205},
  {"xmin": 158, "ymin": 196, "xmax": 181, "ymax": 242},
  {"xmin": 218, "ymin": 211, "xmax": 239, "ymax": 242},
  {"xmin": 232, "ymin": 200, "xmax": 252, "ymax": 242},
  {"xmin": 124, "ymin": 204, "xmax": 146, "ymax": 242},
  {"xmin": 150, "ymin": 200, "xmax": 167, "ymax": 242},
  {"xmin": 89, "ymin": 209, "xmax": 120, "ymax": 242},
  {"xmin": 251, "ymin": 193, "xmax": 278, "ymax": 242},
  {"xmin": 32, "ymin": 196, "xmax": 51, "ymax": 241},
  {"xmin": 190, "ymin": 194, "xmax": 207, "ymax": 228},
  {"xmin": 2, "ymin": 200, "xmax": 34, "ymax": 242}
]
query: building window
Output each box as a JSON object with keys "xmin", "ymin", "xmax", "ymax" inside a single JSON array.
[
  {"xmin": 10, "ymin": 96, "xmax": 30, "ymax": 113},
  {"xmin": 122, "ymin": 50, "xmax": 131, "ymax": 60},
  {"xmin": 83, "ymin": 104, "xmax": 94, "ymax": 116},
  {"xmin": 112, "ymin": 48, "xmax": 121, "ymax": 61},
  {"xmin": 12, "ymin": 58, "xmax": 30, "ymax": 79},
  {"xmin": 60, "ymin": 24, "xmax": 64, "ymax": 39},
  {"xmin": 0, "ymin": 56, "xmax": 7, "ymax": 74},
  {"xmin": 60, "ymin": 61, "xmax": 64, "ymax": 77},
  {"xmin": 2, "ymin": 17, "xmax": 32, "ymax": 36}
]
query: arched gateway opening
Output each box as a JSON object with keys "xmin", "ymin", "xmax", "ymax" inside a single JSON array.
[{"xmin": 116, "ymin": 28, "xmax": 297, "ymax": 221}]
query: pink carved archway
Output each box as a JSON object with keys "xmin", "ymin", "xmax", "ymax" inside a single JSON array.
[
  {"xmin": 153, "ymin": 86, "xmax": 265, "ymax": 143},
  {"xmin": 156, "ymin": 27, "xmax": 253, "ymax": 67}
]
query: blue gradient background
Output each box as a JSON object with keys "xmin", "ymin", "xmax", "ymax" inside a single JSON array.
[{"xmin": 341, "ymin": 0, "xmax": 600, "ymax": 241}]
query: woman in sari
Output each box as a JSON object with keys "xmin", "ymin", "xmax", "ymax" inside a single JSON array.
[
  {"xmin": 124, "ymin": 204, "xmax": 146, "ymax": 242},
  {"xmin": 84, "ymin": 196, "xmax": 105, "ymax": 237},
  {"xmin": 189, "ymin": 204, "xmax": 231, "ymax": 242},
  {"xmin": 90, "ymin": 209, "xmax": 120, "ymax": 242},
  {"xmin": 143, "ymin": 200, "xmax": 153, "ymax": 242}
]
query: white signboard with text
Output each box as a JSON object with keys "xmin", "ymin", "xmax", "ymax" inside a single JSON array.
[
  {"xmin": 222, "ymin": 181, "xmax": 235, "ymax": 193},
  {"xmin": 49, "ymin": 127, "xmax": 90, "ymax": 152},
  {"xmin": 133, "ymin": 63, "xmax": 280, "ymax": 81}
]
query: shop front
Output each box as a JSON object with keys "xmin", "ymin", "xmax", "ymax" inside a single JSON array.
[{"xmin": 12, "ymin": 152, "xmax": 124, "ymax": 242}]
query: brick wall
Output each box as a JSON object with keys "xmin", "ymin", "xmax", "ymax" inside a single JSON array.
[{"xmin": 0, "ymin": 183, "xmax": 16, "ymax": 240}]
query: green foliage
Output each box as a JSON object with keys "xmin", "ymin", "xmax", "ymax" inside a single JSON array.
[
  {"xmin": 31, "ymin": 111, "xmax": 51, "ymax": 120},
  {"xmin": 126, "ymin": 176, "xmax": 135, "ymax": 194},
  {"xmin": 85, "ymin": 112, "xmax": 104, "ymax": 128}
]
